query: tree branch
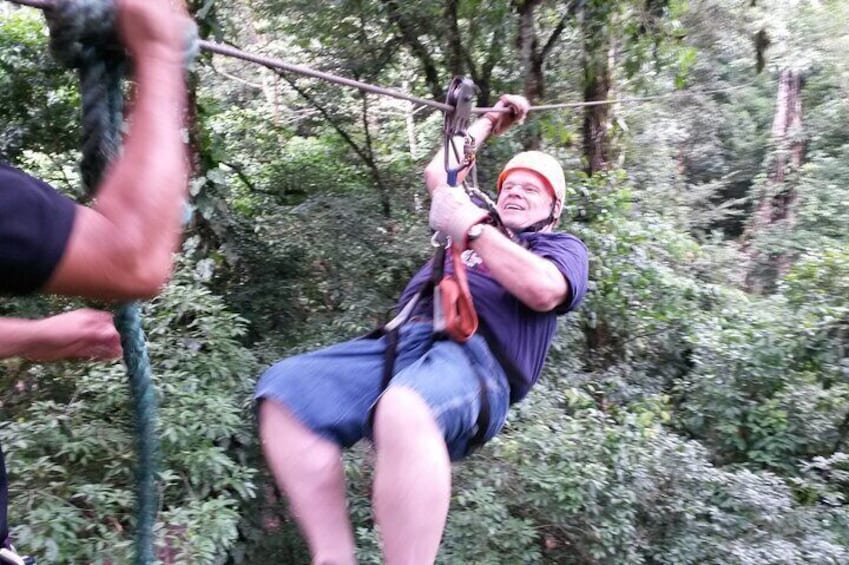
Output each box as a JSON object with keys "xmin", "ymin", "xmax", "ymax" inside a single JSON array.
[
  {"xmin": 540, "ymin": 9, "xmax": 574, "ymax": 60},
  {"xmin": 378, "ymin": 0, "xmax": 445, "ymax": 101},
  {"xmin": 221, "ymin": 161, "xmax": 257, "ymax": 192}
]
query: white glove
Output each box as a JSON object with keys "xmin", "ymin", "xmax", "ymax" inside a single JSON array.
[{"xmin": 429, "ymin": 185, "xmax": 489, "ymax": 247}]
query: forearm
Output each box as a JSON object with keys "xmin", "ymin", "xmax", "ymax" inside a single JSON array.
[
  {"xmin": 424, "ymin": 117, "xmax": 497, "ymax": 193},
  {"xmin": 468, "ymin": 225, "xmax": 568, "ymax": 312},
  {"xmin": 94, "ymin": 55, "xmax": 188, "ymax": 264},
  {"xmin": 0, "ymin": 318, "xmax": 49, "ymax": 359}
]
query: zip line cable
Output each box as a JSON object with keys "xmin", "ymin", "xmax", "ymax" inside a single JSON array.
[
  {"xmin": 198, "ymin": 39, "xmax": 454, "ymax": 112},
  {"xmin": 6, "ymin": 0, "xmax": 754, "ymax": 115},
  {"xmin": 530, "ymin": 81, "xmax": 754, "ymax": 110}
]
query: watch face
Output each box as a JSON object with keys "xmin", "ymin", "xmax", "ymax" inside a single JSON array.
[{"xmin": 468, "ymin": 223, "xmax": 484, "ymax": 240}]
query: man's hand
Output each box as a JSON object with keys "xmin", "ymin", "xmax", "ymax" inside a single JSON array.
[
  {"xmin": 22, "ymin": 309, "xmax": 122, "ymax": 362},
  {"xmin": 116, "ymin": 0, "xmax": 192, "ymax": 64},
  {"xmin": 483, "ymin": 94, "xmax": 530, "ymax": 136},
  {"xmin": 429, "ymin": 186, "xmax": 490, "ymax": 248}
]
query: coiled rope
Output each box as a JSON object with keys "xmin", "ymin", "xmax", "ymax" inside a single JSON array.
[{"xmin": 43, "ymin": 1, "xmax": 197, "ymax": 563}]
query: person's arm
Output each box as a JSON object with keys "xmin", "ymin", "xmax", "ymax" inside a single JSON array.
[
  {"xmin": 423, "ymin": 95, "xmax": 529, "ymax": 194},
  {"xmin": 0, "ymin": 309, "xmax": 122, "ymax": 362},
  {"xmin": 467, "ymin": 225, "xmax": 568, "ymax": 312},
  {"xmin": 428, "ymin": 186, "xmax": 568, "ymax": 312},
  {"xmin": 44, "ymin": 0, "xmax": 192, "ymax": 300},
  {"xmin": 423, "ymin": 95, "xmax": 565, "ymax": 311}
]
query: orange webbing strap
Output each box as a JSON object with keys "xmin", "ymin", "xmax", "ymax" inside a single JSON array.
[{"xmin": 435, "ymin": 245, "xmax": 478, "ymax": 342}]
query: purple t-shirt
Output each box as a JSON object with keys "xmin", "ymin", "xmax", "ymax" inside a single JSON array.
[{"xmin": 397, "ymin": 231, "xmax": 589, "ymax": 403}]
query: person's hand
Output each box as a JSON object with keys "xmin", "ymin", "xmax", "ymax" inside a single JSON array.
[
  {"xmin": 25, "ymin": 309, "xmax": 122, "ymax": 362},
  {"xmin": 482, "ymin": 94, "xmax": 530, "ymax": 136},
  {"xmin": 116, "ymin": 0, "xmax": 191, "ymax": 64},
  {"xmin": 429, "ymin": 186, "xmax": 490, "ymax": 248}
]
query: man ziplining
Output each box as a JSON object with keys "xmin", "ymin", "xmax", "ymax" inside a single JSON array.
[{"xmin": 256, "ymin": 94, "xmax": 590, "ymax": 565}]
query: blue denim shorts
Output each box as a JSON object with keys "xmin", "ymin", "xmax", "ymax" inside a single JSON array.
[{"xmin": 255, "ymin": 322, "xmax": 510, "ymax": 461}]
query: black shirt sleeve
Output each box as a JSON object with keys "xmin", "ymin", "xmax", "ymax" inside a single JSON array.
[{"xmin": 0, "ymin": 163, "xmax": 77, "ymax": 295}]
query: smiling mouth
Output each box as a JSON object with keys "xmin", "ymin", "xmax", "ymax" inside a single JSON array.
[{"xmin": 503, "ymin": 204, "xmax": 524, "ymax": 211}]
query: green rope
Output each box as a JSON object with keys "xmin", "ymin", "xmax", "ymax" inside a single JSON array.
[
  {"xmin": 44, "ymin": 1, "xmax": 197, "ymax": 563},
  {"xmin": 114, "ymin": 303, "xmax": 158, "ymax": 565}
]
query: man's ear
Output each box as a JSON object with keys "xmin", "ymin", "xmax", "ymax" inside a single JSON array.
[{"xmin": 553, "ymin": 200, "xmax": 563, "ymax": 221}]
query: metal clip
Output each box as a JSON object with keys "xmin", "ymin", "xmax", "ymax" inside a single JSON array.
[
  {"xmin": 442, "ymin": 77, "xmax": 477, "ymax": 187},
  {"xmin": 430, "ymin": 231, "xmax": 450, "ymax": 249},
  {"xmin": 442, "ymin": 77, "xmax": 476, "ymax": 138}
]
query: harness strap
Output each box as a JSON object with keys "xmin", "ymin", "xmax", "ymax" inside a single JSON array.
[
  {"xmin": 371, "ymin": 323, "xmax": 492, "ymax": 452},
  {"xmin": 465, "ymin": 359, "xmax": 491, "ymax": 449},
  {"xmin": 0, "ymin": 446, "xmax": 35, "ymax": 565},
  {"xmin": 434, "ymin": 246, "xmax": 478, "ymax": 343},
  {"xmin": 0, "ymin": 444, "xmax": 7, "ymax": 547},
  {"xmin": 371, "ymin": 249, "xmax": 488, "ymax": 450}
]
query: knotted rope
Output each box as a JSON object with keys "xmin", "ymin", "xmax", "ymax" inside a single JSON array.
[
  {"xmin": 45, "ymin": 0, "xmax": 124, "ymax": 193},
  {"xmin": 43, "ymin": 1, "xmax": 197, "ymax": 563}
]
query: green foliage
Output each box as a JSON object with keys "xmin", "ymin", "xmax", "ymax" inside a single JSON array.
[
  {"xmin": 0, "ymin": 10, "xmax": 80, "ymax": 173},
  {"xmin": 3, "ymin": 0, "xmax": 849, "ymax": 562},
  {"xmin": 0, "ymin": 260, "xmax": 258, "ymax": 563}
]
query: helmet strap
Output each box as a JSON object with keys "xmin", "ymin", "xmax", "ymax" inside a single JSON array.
[{"xmin": 517, "ymin": 202, "xmax": 558, "ymax": 233}]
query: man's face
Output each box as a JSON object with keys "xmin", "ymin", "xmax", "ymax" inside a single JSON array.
[{"xmin": 496, "ymin": 169, "xmax": 558, "ymax": 231}]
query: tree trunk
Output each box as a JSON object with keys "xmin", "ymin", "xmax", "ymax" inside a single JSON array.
[
  {"xmin": 514, "ymin": 0, "xmax": 575, "ymax": 150},
  {"xmin": 744, "ymin": 69, "xmax": 805, "ymax": 291},
  {"xmin": 444, "ymin": 0, "xmax": 465, "ymax": 76},
  {"xmin": 516, "ymin": 0, "xmax": 545, "ymax": 103},
  {"xmin": 580, "ymin": 1, "xmax": 612, "ymax": 175}
]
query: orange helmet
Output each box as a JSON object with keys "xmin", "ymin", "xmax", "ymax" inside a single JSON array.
[{"xmin": 496, "ymin": 151, "xmax": 566, "ymax": 217}]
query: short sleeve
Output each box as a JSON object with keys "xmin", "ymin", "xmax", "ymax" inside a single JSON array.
[
  {"xmin": 524, "ymin": 232, "xmax": 589, "ymax": 314},
  {"xmin": 0, "ymin": 163, "xmax": 77, "ymax": 295}
]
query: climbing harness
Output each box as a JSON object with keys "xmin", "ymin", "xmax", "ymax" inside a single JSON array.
[
  {"xmin": 370, "ymin": 77, "xmax": 507, "ymax": 450},
  {"xmin": 371, "ymin": 77, "xmax": 548, "ymax": 422}
]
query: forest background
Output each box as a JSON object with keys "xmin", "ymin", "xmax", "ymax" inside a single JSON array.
[{"xmin": 1, "ymin": 0, "xmax": 849, "ymax": 563}]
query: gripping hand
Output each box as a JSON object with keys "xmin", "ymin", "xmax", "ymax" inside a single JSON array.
[
  {"xmin": 483, "ymin": 94, "xmax": 530, "ymax": 136},
  {"xmin": 429, "ymin": 186, "xmax": 489, "ymax": 248}
]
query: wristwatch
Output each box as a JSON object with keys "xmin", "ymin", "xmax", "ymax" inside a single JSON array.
[{"xmin": 467, "ymin": 222, "xmax": 487, "ymax": 243}]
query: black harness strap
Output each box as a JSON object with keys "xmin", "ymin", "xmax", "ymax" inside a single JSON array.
[
  {"xmin": 0, "ymin": 443, "xmax": 7, "ymax": 546},
  {"xmin": 466, "ymin": 360, "xmax": 491, "ymax": 449},
  {"xmin": 374, "ymin": 318, "xmax": 491, "ymax": 451}
]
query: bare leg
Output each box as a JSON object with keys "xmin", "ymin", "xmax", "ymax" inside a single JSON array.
[
  {"xmin": 259, "ymin": 400, "xmax": 356, "ymax": 565},
  {"xmin": 372, "ymin": 387, "xmax": 451, "ymax": 565}
]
